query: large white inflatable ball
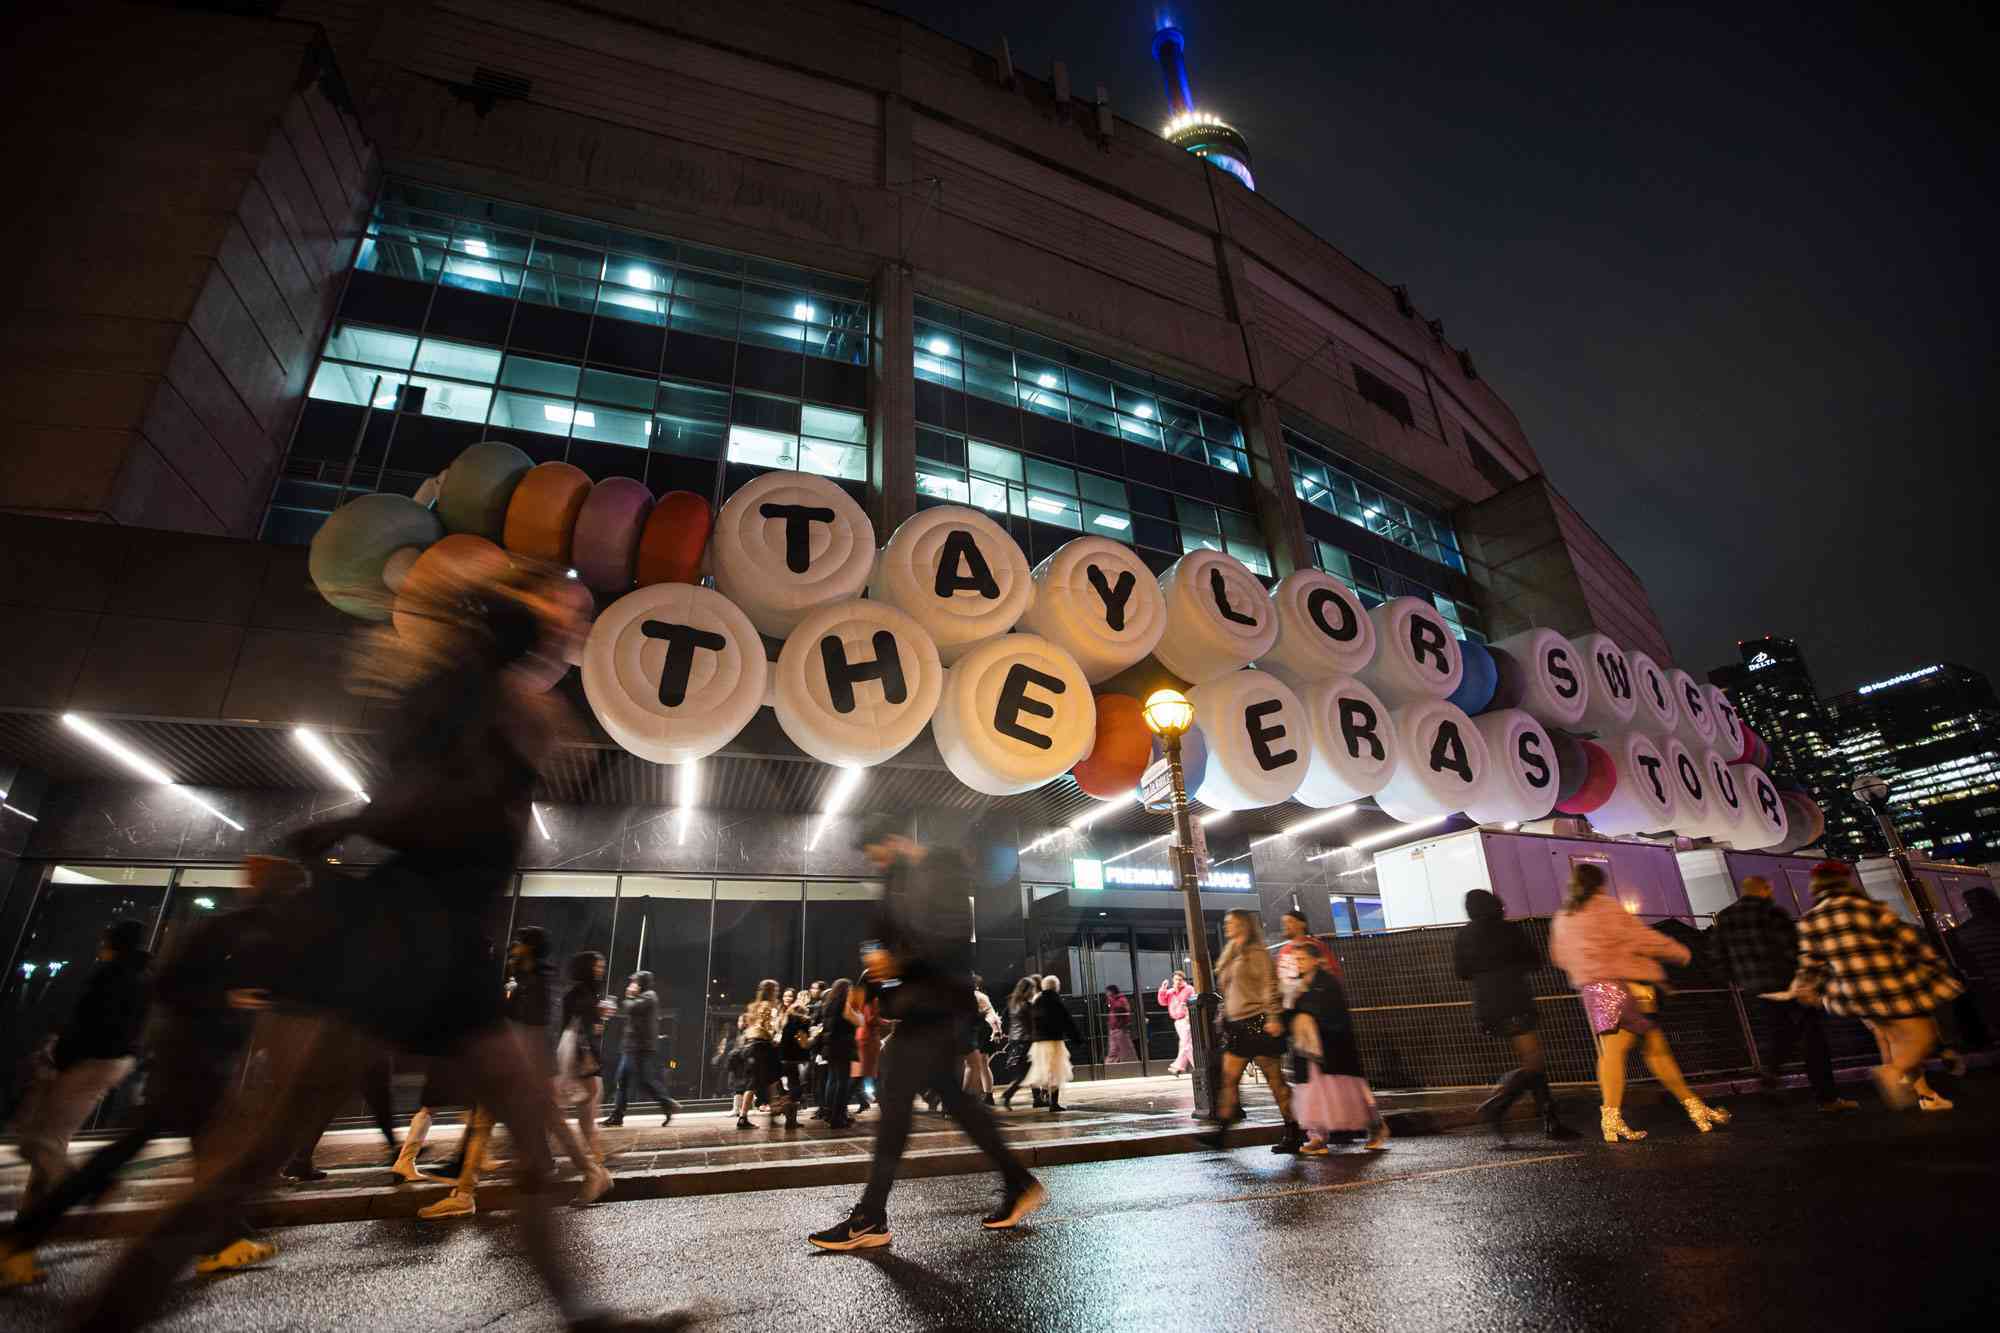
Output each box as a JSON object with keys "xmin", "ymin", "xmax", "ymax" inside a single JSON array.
[
  {"xmin": 931, "ymin": 633, "xmax": 1094, "ymax": 795},
  {"xmin": 772, "ymin": 599, "xmax": 943, "ymax": 767},
  {"xmin": 1464, "ymin": 709, "xmax": 1558, "ymax": 825},
  {"xmin": 582, "ymin": 583, "xmax": 767, "ymax": 765},
  {"xmin": 1706, "ymin": 685, "xmax": 1746, "ymax": 761},
  {"xmin": 1258, "ymin": 571, "xmax": 1375, "ymax": 691},
  {"xmin": 1627, "ymin": 651, "xmax": 1679, "ymax": 738},
  {"xmin": 1583, "ymin": 730, "xmax": 1677, "ymax": 836},
  {"xmin": 1648, "ymin": 736, "xmax": 1715, "ymax": 836},
  {"xmin": 1152, "ymin": 549, "xmax": 1278, "ymax": 685},
  {"xmin": 1728, "ymin": 763, "xmax": 1790, "ymax": 851},
  {"xmin": 869, "ymin": 506, "xmax": 1033, "ymax": 665},
  {"xmin": 1017, "ymin": 537, "xmax": 1167, "ymax": 682},
  {"xmin": 1491, "ymin": 628, "xmax": 1590, "ymax": 731},
  {"xmin": 1668, "ymin": 667, "xmax": 1722, "ymax": 754},
  {"xmin": 1575, "ymin": 633, "xmax": 1638, "ymax": 735},
  {"xmin": 1186, "ymin": 670, "xmax": 1309, "ymax": 810},
  {"xmin": 1375, "ymin": 698, "xmax": 1489, "ymax": 822},
  {"xmin": 309, "ymin": 493, "xmax": 444, "ymax": 619},
  {"xmin": 1704, "ymin": 746, "xmax": 1747, "ymax": 835},
  {"xmin": 1356, "ymin": 597, "xmax": 1464, "ymax": 707},
  {"xmin": 710, "ymin": 472, "xmax": 875, "ymax": 638},
  {"xmin": 1293, "ymin": 675, "xmax": 1400, "ymax": 809}
]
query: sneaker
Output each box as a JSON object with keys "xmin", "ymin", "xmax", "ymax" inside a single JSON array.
[
  {"xmin": 194, "ymin": 1238, "xmax": 278, "ymax": 1275},
  {"xmin": 662, "ymin": 1099, "xmax": 682, "ymax": 1124},
  {"xmin": 1, "ymin": 1247, "xmax": 46, "ymax": 1289},
  {"xmin": 1872, "ymin": 1067, "xmax": 1919, "ymax": 1110},
  {"xmin": 1298, "ymin": 1141, "xmax": 1331, "ymax": 1157},
  {"xmin": 601, "ymin": 1117, "xmax": 625, "ymax": 1128},
  {"xmin": 807, "ymin": 1212, "xmax": 891, "ymax": 1251},
  {"xmin": 575, "ymin": 1167, "xmax": 613, "ymax": 1206},
  {"xmin": 282, "ymin": 1164, "xmax": 330, "ymax": 1183},
  {"xmin": 981, "ymin": 1179, "xmax": 1048, "ymax": 1229},
  {"xmin": 418, "ymin": 1190, "xmax": 477, "ymax": 1220},
  {"xmin": 1917, "ymin": 1092, "xmax": 1955, "ymax": 1112},
  {"xmin": 1816, "ymin": 1097, "xmax": 1860, "ymax": 1113},
  {"xmin": 1364, "ymin": 1120, "xmax": 1391, "ymax": 1151},
  {"xmin": 735, "ymin": 1116, "xmax": 753, "ymax": 1130}
]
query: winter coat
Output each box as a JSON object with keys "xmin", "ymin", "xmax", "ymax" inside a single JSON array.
[
  {"xmin": 1453, "ymin": 914, "xmax": 1539, "ymax": 1030},
  {"xmin": 54, "ymin": 951, "xmax": 151, "ymax": 1070},
  {"xmin": 876, "ymin": 847, "xmax": 975, "ymax": 964},
  {"xmin": 1029, "ymin": 990, "xmax": 1080, "ymax": 1043},
  {"xmin": 1215, "ymin": 939, "xmax": 1282, "ymax": 1021},
  {"xmin": 1007, "ymin": 998, "xmax": 1033, "ymax": 1043},
  {"xmin": 619, "ymin": 985, "xmax": 660, "ymax": 1054},
  {"xmin": 1286, "ymin": 970, "xmax": 1365, "ymax": 1078},
  {"xmin": 779, "ymin": 1007, "xmax": 813, "ymax": 1060},
  {"xmin": 1945, "ymin": 913, "xmax": 2000, "ymax": 985},
  {"xmin": 1793, "ymin": 885, "xmax": 1965, "ymax": 1020},
  {"xmin": 1105, "ymin": 991, "xmax": 1131, "ymax": 1031},
  {"xmin": 505, "ymin": 958, "xmax": 556, "ymax": 1036},
  {"xmin": 1710, "ymin": 894, "xmax": 1801, "ymax": 995},
  {"xmin": 1157, "ymin": 979, "xmax": 1195, "ymax": 1022},
  {"xmin": 1276, "ymin": 935, "xmax": 1339, "ymax": 1006},
  {"xmin": 1548, "ymin": 895, "xmax": 1689, "ymax": 987}
]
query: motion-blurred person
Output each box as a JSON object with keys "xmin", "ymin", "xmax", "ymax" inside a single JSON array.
[
  {"xmin": 1195, "ymin": 910, "xmax": 1301, "ymax": 1154},
  {"xmin": 69, "ymin": 567, "xmax": 632, "ymax": 1331},
  {"xmin": 963, "ymin": 976, "xmax": 1002, "ymax": 1104},
  {"xmin": 1010, "ymin": 977, "xmax": 1079, "ymax": 1113},
  {"xmin": 1276, "ymin": 908, "xmax": 1338, "ymax": 1006},
  {"xmin": 1946, "ymin": 884, "xmax": 2000, "ymax": 1040},
  {"xmin": 9, "ymin": 919, "xmax": 150, "ymax": 1212},
  {"xmin": 1549, "ymin": 864, "xmax": 1729, "ymax": 1141},
  {"xmin": 816, "ymin": 978, "xmax": 861, "ymax": 1128},
  {"xmin": 1454, "ymin": 889, "xmax": 1579, "ymax": 1140},
  {"xmin": 553, "ymin": 952, "xmax": 613, "ymax": 1168},
  {"xmin": 1286, "ymin": 943, "xmax": 1387, "ymax": 1153},
  {"xmin": 1711, "ymin": 876, "xmax": 1854, "ymax": 1112},
  {"xmin": 602, "ymin": 970, "xmax": 678, "ymax": 1126},
  {"xmin": 779, "ymin": 992, "xmax": 813, "ymax": 1122},
  {"xmin": 1158, "ymin": 970, "xmax": 1197, "ymax": 1075},
  {"xmin": 998, "ymin": 976, "xmax": 1043, "ymax": 1106},
  {"xmin": 808, "ymin": 820, "xmax": 1044, "ymax": 1250},
  {"xmin": 1786, "ymin": 860, "xmax": 1963, "ymax": 1111},
  {"xmin": 0, "ymin": 861, "xmax": 297, "ymax": 1288}
]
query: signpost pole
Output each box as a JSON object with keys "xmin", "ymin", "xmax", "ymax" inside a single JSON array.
[{"xmin": 1166, "ymin": 731, "xmax": 1221, "ymax": 1120}]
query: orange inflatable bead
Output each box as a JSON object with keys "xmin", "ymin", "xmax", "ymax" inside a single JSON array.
[
  {"xmin": 1071, "ymin": 693, "xmax": 1152, "ymax": 798},
  {"xmin": 502, "ymin": 461, "xmax": 592, "ymax": 564},
  {"xmin": 391, "ymin": 533, "xmax": 512, "ymax": 640},
  {"xmin": 634, "ymin": 490, "xmax": 714, "ymax": 587}
]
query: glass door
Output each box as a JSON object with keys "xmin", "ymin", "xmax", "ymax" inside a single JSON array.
[{"xmin": 608, "ymin": 877, "xmax": 713, "ymax": 1102}]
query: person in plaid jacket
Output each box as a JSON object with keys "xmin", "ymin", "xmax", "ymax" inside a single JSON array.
[
  {"xmin": 1789, "ymin": 861, "xmax": 1962, "ymax": 1111},
  {"xmin": 1711, "ymin": 878, "xmax": 1853, "ymax": 1111}
]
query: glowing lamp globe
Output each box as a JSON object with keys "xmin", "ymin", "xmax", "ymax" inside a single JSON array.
[{"xmin": 1143, "ymin": 688, "xmax": 1195, "ymax": 739}]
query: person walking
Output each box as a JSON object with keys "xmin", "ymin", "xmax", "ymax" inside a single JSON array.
[
  {"xmin": 779, "ymin": 994, "xmax": 813, "ymax": 1125},
  {"xmin": 1285, "ymin": 944, "xmax": 1388, "ymax": 1153},
  {"xmin": 733, "ymin": 980, "xmax": 785, "ymax": 1129},
  {"xmin": 553, "ymin": 951, "xmax": 613, "ymax": 1168},
  {"xmin": 1711, "ymin": 876, "xmax": 1857, "ymax": 1113},
  {"xmin": 1195, "ymin": 910, "xmax": 1301, "ymax": 1154},
  {"xmin": 1158, "ymin": 970, "xmax": 1197, "ymax": 1075},
  {"xmin": 1453, "ymin": 890, "xmax": 1579, "ymax": 1140},
  {"xmin": 963, "ymin": 977, "xmax": 1002, "ymax": 1104},
  {"xmin": 1007, "ymin": 977, "xmax": 1079, "ymax": 1112},
  {"xmin": 602, "ymin": 970, "xmax": 678, "ymax": 1126},
  {"xmin": 817, "ymin": 978, "xmax": 861, "ymax": 1128},
  {"xmin": 997, "ymin": 976, "xmax": 1042, "ymax": 1107},
  {"xmin": 10, "ymin": 919, "xmax": 150, "ymax": 1212},
  {"xmin": 807, "ymin": 819, "xmax": 1045, "ymax": 1250},
  {"xmin": 1104, "ymin": 984, "xmax": 1137, "ymax": 1063},
  {"xmin": 1548, "ymin": 863, "xmax": 1730, "ymax": 1142},
  {"xmin": 1785, "ymin": 860, "xmax": 1963, "ymax": 1111},
  {"xmin": 1276, "ymin": 908, "xmax": 1338, "ymax": 1006},
  {"xmin": 1945, "ymin": 885, "xmax": 2000, "ymax": 1039}
]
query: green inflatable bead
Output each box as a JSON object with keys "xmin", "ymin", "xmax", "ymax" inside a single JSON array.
[
  {"xmin": 438, "ymin": 440, "xmax": 533, "ymax": 539},
  {"xmin": 309, "ymin": 493, "xmax": 445, "ymax": 620}
]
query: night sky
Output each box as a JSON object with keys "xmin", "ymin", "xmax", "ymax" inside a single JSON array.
[{"xmin": 885, "ymin": 1, "xmax": 1996, "ymax": 694}]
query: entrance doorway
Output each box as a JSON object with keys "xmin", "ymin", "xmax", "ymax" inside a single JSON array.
[{"xmin": 1029, "ymin": 909, "xmax": 1221, "ymax": 1079}]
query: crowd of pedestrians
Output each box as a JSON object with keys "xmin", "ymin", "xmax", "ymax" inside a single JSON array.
[{"xmin": 0, "ymin": 556, "xmax": 1988, "ymax": 1323}]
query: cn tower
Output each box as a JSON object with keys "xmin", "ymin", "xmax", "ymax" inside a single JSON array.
[{"xmin": 1152, "ymin": 18, "xmax": 1255, "ymax": 190}]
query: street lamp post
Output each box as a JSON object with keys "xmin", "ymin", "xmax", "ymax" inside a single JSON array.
[
  {"xmin": 1850, "ymin": 772, "xmax": 1952, "ymax": 957},
  {"xmin": 1143, "ymin": 688, "xmax": 1222, "ymax": 1120}
]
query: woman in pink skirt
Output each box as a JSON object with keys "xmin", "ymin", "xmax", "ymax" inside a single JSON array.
[{"xmin": 1285, "ymin": 947, "xmax": 1387, "ymax": 1153}]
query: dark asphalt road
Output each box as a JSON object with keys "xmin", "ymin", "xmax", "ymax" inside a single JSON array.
[{"xmin": 7, "ymin": 1087, "xmax": 1995, "ymax": 1331}]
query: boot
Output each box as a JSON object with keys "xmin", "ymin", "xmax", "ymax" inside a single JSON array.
[
  {"xmin": 1600, "ymin": 1106, "xmax": 1646, "ymax": 1142},
  {"xmin": 1528, "ymin": 1073, "xmax": 1580, "ymax": 1140},
  {"xmin": 1032, "ymin": 1089, "xmax": 1047, "ymax": 1108},
  {"xmin": 1476, "ymin": 1068, "xmax": 1535, "ymax": 1136},
  {"xmin": 1270, "ymin": 1122, "xmax": 1304, "ymax": 1154},
  {"xmin": 1681, "ymin": 1096, "xmax": 1731, "ymax": 1133}
]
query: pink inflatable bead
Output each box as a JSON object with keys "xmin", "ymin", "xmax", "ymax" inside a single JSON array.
[{"xmin": 570, "ymin": 477, "xmax": 654, "ymax": 597}]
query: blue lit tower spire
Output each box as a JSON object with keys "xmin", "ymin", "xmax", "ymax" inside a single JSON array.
[{"xmin": 1152, "ymin": 16, "xmax": 1255, "ymax": 190}]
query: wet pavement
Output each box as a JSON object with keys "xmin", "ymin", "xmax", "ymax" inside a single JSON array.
[{"xmin": 5, "ymin": 1079, "xmax": 1992, "ymax": 1331}]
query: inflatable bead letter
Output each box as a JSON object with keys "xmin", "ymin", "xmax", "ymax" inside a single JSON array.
[
  {"xmin": 569, "ymin": 477, "xmax": 654, "ymax": 597},
  {"xmin": 634, "ymin": 491, "xmax": 713, "ymax": 587},
  {"xmin": 1706, "ymin": 685, "xmax": 1745, "ymax": 763},
  {"xmin": 772, "ymin": 599, "xmax": 942, "ymax": 767},
  {"xmin": 1293, "ymin": 675, "xmax": 1400, "ymax": 809},
  {"xmin": 1464, "ymin": 709, "xmax": 1558, "ymax": 825},
  {"xmin": 1071, "ymin": 694, "xmax": 1152, "ymax": 799},
  {"xmin": 1492, "ymin": 628, "xmax": 1590, "ymax": 731},
  {"xmin": 870, "ymin": 506, "xmax": 1034, "ymax": 665},
  {"xmin": 1626, "ymin": 651, "xmax": 1679, "ymax": 738},
  {"xmin": 309, "ymin": 493, "xmax": 443, "ymax": 619},
  {"xmin": 1668, "ymin": 667, "xmax": 1721, "ymax": 754},
  {"xmin": 931, "ymin": 633, "xmax": 1094, "ymax": 796},
  {"xmin": 710, "ymin": 471, "xmax": 875, "ymax": 638},
  {"xmin": 1770, "ymin": 792, "xmax": 1825, "ymax": 855},
  {"xmin": 438, "ymin": 441, "xmax": 532, "ymax": 540},
  {"xmin": 1583, "ymin": 730, "xmax": 1676, "ymax": 836},
  {"xmin": 1151, "ymin": 550, "xmax": 1277, "ymax": 685},
  {"xmin": 1374, "ymin": 698, "xmax": 1489, "ymax": 822},
  {"xmin": 1705, "ymin": 746, "xmax": 1746, "ymax": 833},
  {"xmin": 1356, "ymin": 597, "xmax": 1464, "ymax": 707},
  {"xmin": 1575, "ymin": 633, "xmax": 1637, "ymax": 735},
  {"xmin": 1258, "ymin": 571, "xmax": 1375, "ymax": 690},
  {"xmin": 1018, "ymin": 537, "xmax": 1167, "ymax": 682},
  {"xmin": 1649, "ymin": 736, "xmax": 1713, "ymax": 836},
  {"xmin": 1728, "ymin": 763, "xmax": 1790, "ymax": 851},
  {"xmin": 1186, "ymin": 670, "xmax": 1309, "ymax": 811},
  {"xmin": 581, "ymin": 583, "xmax": 767, "ymax": 765}
]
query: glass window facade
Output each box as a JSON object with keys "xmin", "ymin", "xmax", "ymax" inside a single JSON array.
[
  {"xmin": 912, "ymin": 299, "xmax": 1269, "ymax": 575},
  {"xmin": 1312, "ymin": 539, "xmax": 1485, "ymax": 643},
  {"xmin": 266, "ymin": 180, "xmax": 872, "ymax": 545},
  {"xmin": 1286, "ymin": 426, "xmax": 1465, "ymax": 574}
]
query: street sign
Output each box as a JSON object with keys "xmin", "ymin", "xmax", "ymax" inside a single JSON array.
[
  {"xmin": 1140, "ymin": 758, "xmax": 1174, "ymax": 811},
  {"xmin": 1191, "ymin": 816, "xmax": 1210, "ymax": 873}
]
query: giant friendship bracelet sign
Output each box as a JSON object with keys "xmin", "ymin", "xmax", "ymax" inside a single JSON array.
[{"xmin": 308, "ymin": 443, "xmax": 1816, "ymax": 852}]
